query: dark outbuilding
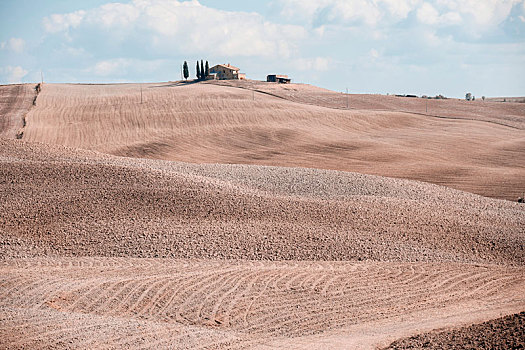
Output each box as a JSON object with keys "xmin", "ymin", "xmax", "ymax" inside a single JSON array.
[{"xmin": 267, "ymin": 75, "xmax": 291, "ymax": 84}]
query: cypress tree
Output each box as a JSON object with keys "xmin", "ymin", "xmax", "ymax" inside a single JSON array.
[
  {"xmin": 205, "ymin": 61, "xmax": 210, "ymax": 78},
  {"xmin": 196, "ymin": 61, "xmax": 201, "ymax": 80},
  {"xmin": 201, "ymin": 60, "xmax": 205, "ymax": 80},
  {"xmin": 183, "ymin": 61, "xmax": 189, "ymax": 80}
]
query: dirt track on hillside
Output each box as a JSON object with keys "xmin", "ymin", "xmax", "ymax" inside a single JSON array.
[
  {"xmin": 0, "ymin": 84, "xmax": 35, "ymax": 138},
  {"xmin": 219, "ymin": 80, "xmax": 525, "ymax": 129}
]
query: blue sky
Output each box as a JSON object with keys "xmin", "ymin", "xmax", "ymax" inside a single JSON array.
[{"xmin": 1, "ymin": 0, "xmax": 524, "ymax": 97}]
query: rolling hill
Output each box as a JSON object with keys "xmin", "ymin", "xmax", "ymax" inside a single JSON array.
[{"xmin": 1, "ymin": 81, "xmax": 524, "ymax": 349}]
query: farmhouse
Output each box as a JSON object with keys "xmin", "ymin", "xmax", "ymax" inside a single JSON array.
[
  {"xmin": 267, "ymin": 75, "xmax": 291, "ymax": 84},
  {"xmin": 209, "ymin": 64, "xmax": 246, "ymax": 80}
]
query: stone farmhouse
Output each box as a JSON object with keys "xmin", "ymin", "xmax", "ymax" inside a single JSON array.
[{"xmin": 209, "ymin": 64, "xmax": 246, "ymax": 80}]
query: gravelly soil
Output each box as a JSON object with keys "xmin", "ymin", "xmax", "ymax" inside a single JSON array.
[
  {"xmin": 1, "ymin": 138, "xmax": 524, "ymax": 263},
  {"xmin": 384, "ymin": 312, "xmax": 525, "ymax": 349}
]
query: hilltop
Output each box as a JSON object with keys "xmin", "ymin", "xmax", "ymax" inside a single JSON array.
[{"xmin": 2, "ymin": 80, "xmax": 524, "ymax": 200}]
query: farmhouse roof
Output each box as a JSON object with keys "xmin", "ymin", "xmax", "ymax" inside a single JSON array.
[{"xmin": 213, "ymin": 64, "xmax": 240, "ymax": 71}]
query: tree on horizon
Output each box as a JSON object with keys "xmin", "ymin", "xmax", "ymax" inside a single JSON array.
[
  {"xmin": 183, "ymin": 61, "xmax": 189, "ymax": 81},
  {"xmin": 201, "ymin": 60, "xmax": 205, "ymax": 80},
  {"xmin": 196, "ymin": 61, "xmax": 201, "ymax": 80},
  {"xmin": 205, "ymin": 61, "xmax": 209, "ymax": 79}
]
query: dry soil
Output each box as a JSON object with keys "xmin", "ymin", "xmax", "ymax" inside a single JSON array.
[{"xmin": 0, "ymin": 81, "xmax": 524, "ymax": 349}]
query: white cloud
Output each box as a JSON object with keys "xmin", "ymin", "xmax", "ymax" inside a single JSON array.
[
  {"xmin": 43, "ymin": 10, "xmax": 86, "ymax": 33},
  {"xmin": 0, "ymin": 38, "xmax": 26, "ymax": 53},
  {"xmin": 429, "ymin": 0, "xmax": 520, "ymax": 31},
  {"xmin": 43, "ymin": 0, "xmax": 306, "ymax": 58},
  {"xmin": 277, "ymin": 0, "xmax": 520, "ymax": 34},
  {"xmin": 381, "ymin": 0, "xmax": 422, "ymax": 19},
  {"xmin": 93, "ymin": 59, "xmax": 131, "ymax": 76},
  {"xmin": 417, "ymin": 2, "xmax": 461, "ymax": 25},
  {"xmin": 0, "ymin": 66, "xmax": 29, "ymax": 83},
  {"xmin": 91, "ymin": 2, "xmax": 140, "ymax": 27},
  {"xmin": 417, "ymin": 2, "xmax": 440, "ymax": 24},
  {"xmin": 278, "ymin": 0, "xmax": 422, "ymax": 26}
]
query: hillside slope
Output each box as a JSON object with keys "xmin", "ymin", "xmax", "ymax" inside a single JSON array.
[
  {"xmin": 18, "ymin": 81, "xmax": 525, "ymax": 200},
  {"xmin": 1, "ymin": 138, "xmax": 524, "ymax": 263},
  {"xmin": 1, "ymin": 139, "xmax": 524, "ymax": 349},
  {"xmin": 1, "ymin": 258, "xmax": 523, "ymax": 349},
  {"xmin": 0, "ymin": 84, "xmax": 35, "ymax": 138},
  {"xmin": 1, "ymin": 81, "xmax": 525, "ymax": 349}
]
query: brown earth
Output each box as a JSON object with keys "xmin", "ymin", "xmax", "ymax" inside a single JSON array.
[
  {"xmin": 0, "ymin": 81, "xmax": 524, "ymax": 349},
  {"xmin": 1, "ymin": 258, "xmax": 523, "ymax": 349},
  {"xmin": 218, "ymin": 80, "xmax": 525, "ymax": 129},
  {"xmin": 1, "ymin": 138, "xmax": 524, "ymax": 263},
  {"xmin": 16, "ymin": 81, "xmax": 525, "ymax": 201},
  {"xmin": 1, "ymin": 138, "xmax": 524, "ymax": 349},
  {"xmin": 0, "ymin": 84, "xmax": 35, "ymax": 138},
  {"xmin": 384, "ymin": 311, "xmax": 525, "ymax": 349}
]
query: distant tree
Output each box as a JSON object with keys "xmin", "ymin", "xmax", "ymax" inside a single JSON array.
[
  {"xmin": 472, "ymin": 96, "xmax": 475, "ymax": 101},
  {"xmin": 482, "ymin": 96, "xmax": 486, "ymax": 101},
  {"xmin": 200, "ymin": 60, "xmax": 205, "ymax": 80},
  {"xmin": 465, "ymin": 92, "xmax": 472, "ymax": 101},
  {"xmin": 183, "ymin": 61, "xmax": 189, "ymax": 80},
  {"xmin": 205, "ymin": 61, "xmax": 210, "ymax": 79},
  {"xmin": 196, "ymin": 61, "xmax": 201, "ymax": 80}
]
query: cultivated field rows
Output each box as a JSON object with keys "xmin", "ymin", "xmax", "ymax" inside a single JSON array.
[
  {"xmin": 217, "ymin": 80, "xmax": 525, "ymax": 129},
  {"xmin": 19, "ymin": 82, "xmax": 525, "ymax": 200},
  {"xmin": 1, "ymin": 258, "xmax": 524, "ymax": 349}
]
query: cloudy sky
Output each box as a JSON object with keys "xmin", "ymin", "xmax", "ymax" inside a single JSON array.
[{"xmin": 1, "ymin": 0, "xmax": 524, "ymax": 97}]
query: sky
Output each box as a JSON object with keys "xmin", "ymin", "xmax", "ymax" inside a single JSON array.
[{"xmin": 1, "ymin": 0, "xmax": 524, "ymax": 97}]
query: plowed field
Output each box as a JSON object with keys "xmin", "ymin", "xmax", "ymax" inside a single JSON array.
[
  {"xmin": 1, "ymin": 81, "xmax": 524, "ymax": 349},
  {"xmin": 19, "ymin": 81, "xmax": 525, "ymax": 200}
]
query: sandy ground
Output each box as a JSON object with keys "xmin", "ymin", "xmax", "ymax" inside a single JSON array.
[
  {"xmin": 18, "ymin": 81, "xmax": 525, "ymax": 201},
  {"xmin": 0, "ymin": 82, "xmax": 524, "ymax": 349}
]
